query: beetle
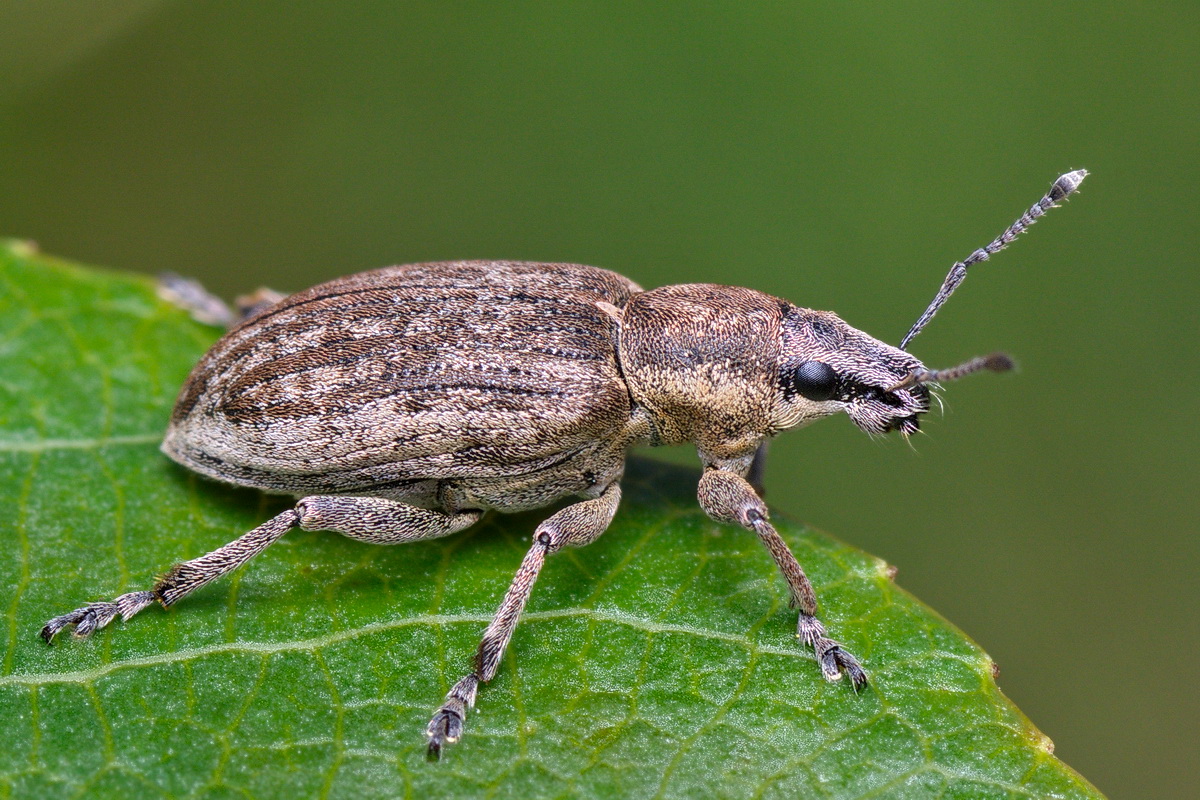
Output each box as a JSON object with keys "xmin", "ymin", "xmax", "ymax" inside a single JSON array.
[{"xmin": 41, "ymin": 170, "xmax": 1086, "ymax": 757}]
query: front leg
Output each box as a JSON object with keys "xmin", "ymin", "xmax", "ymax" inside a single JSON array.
[
  {"xmin": 697, "ymin": 468, "xmax": 867, "ymax": 690},
  {"xmin": 745, "ymin": 441, "xmax": 769, "ymax": 497}
]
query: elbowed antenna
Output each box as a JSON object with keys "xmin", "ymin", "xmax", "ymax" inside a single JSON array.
[
  {"xmin": 900, "ymin": 170, "xmax": 1088, "ymax": 350},
  {"xmin": 888, "ymin": 352, "xmax": 1015, "ymax": 393}
]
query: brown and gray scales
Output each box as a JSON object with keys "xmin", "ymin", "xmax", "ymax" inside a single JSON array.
[
  {"xmin": 39, "ymin": 171, "xmax": 1087, "ymax": 759},
  {"xmin": 165, "ymin": 262, "xmax": 646, "ymax": 510}
]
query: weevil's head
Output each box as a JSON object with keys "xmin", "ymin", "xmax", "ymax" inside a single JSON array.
[
  {"xmin": 616, "ymin": 284, "xmax": 1012, "ymax": 459},
  {"xmin": 615, "ymin": 171, "xmax": 1080, "ymax": 458},
  {"xmin": 771, "ymin": 170, "xmax": 1086, "ymax": 440},
  {"xmin": 772, "ymin": 308, "xmax": 932, "ymax": 436}
]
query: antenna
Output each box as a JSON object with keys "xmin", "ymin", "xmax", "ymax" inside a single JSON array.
[
  {"xmin": 899, "ymin": 170, "xmax": 1087, "ymax": 350},
  {"xmin": 887, "ymin": 352, "xmax": 1014, "ymax": 393}
]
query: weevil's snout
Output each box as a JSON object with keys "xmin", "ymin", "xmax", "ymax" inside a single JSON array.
[
  {"xmin": 845, "ymin": 375, "xmax": 931, "ymax": 436},
  {"xmin": 884, "ymin": 352, "xmax": 1015, "ymax": 432},
  {"xmin": 883, "ymin": 384, "xmax": 930, "ymax": 436},
  {"xmin": 855, "ymin": 352, "xmax": 1016, "ymax": 434},
  {"xmin": 774, "ymin": 309, "xmax": 931, "ymax": 436}
]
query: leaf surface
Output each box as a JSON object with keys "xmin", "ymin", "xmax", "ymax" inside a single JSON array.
[{"xmin": 0, "ymin": 242, "xmax": 1103, "ymax": 799}]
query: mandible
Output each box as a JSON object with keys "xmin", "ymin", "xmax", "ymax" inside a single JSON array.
[{"xmin": 42, "ymin": 170, "xmax": 1087, "ymax": 758}]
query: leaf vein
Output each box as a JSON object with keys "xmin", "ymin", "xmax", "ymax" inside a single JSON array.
[
  {"xmin": 0, "ymin": 434, "xmax": 161, "ymax": 453},
  {"xmin": 4, "ymin": 609, "xmax": 814, "ymax": 688}
]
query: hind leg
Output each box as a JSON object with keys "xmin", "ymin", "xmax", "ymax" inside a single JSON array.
[
  {"xmin": 41, "ymin": 496, "xmax": 481, "ymax": 641},
  {"xmin": 158, "ymin": 273, "xmax": 286, "ymax": 327}
]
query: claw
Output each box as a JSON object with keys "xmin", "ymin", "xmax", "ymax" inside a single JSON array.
[
  {"xmin": 840, "ymin": 652, "xmax": 869, "ymax": 693},
  {"xmin": 39, "ymin": 616, "xmax": 71, "ymax": 643},
  {"xmin": 40, "ymin": 591, "xmax": 158, "ymax": 643},
  {"xmin": 40, "ymin": 603, "xmax": 113, "ymax": 642},
  {"xmin": 815, "ymin": 638, "xmax": 843, "ymax": 682},
  {"xmin": 72, "ymin": 613, "xmax": 98, "ymax": 638},
  {"xmin": 79, "ymin": 603, "xmax": 116, "ymax": 637},
  {"xmin": 426, "ymin": 674, "xmax": 478, "ymax": 759},
  {"xmin": 426, "ymin": 709, "xmax": 464, "ymax": 759},
  {"xmin": 797, "ymin": 614, "xmax": 868, "ymax": 690}
]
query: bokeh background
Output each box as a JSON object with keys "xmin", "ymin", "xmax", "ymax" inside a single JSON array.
[{"xmin": 2, "ymin": 3, "xmax": 1196, "ymax": 797}]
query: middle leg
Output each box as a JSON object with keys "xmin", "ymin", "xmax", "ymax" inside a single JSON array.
[{"xmin": 426, "ymin": 482, "xmax": 622, "ymax": 758}]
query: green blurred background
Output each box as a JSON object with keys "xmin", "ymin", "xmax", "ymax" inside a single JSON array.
[{"xmin": 1, "ymin": 2, "xmax": 1195, "ymax": 797}]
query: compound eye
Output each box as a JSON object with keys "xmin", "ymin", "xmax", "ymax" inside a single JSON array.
[{"xmin": 791, "ymin": 360, "xmax": 838, "ymax": 402}]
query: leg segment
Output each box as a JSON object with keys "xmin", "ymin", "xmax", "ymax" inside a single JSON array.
[
  {"xmin": 296, "ymin": 495, "xmax": 480, "ymax": 544},
  {"xmin": 157, "ymin": 273, "xmax": 286, "ymax": 328},
  {"xmin": 746, "ymin": 441, "xmax": 769, "ymax": 497},
  {"xmin": 233, "ymin": 287, "xmax": 287, "ymax": 320},
  {"xmin": 41, "ymin": 497, "xmax": 480, "ymax": 641},
  {"xmin": 426, "ymin": 483, "xmax": 621, "ymax": 758},
  {"xmin": 697, "ymin": 469, "xmax": 867, "ymax": 690},
  {"xmin": 157, "ymin": 273, "xmax": 236, "ymax": 327}
]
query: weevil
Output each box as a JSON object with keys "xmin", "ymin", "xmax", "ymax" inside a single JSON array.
[{"xmin": 41, "ymin": 171, "xmax": 1086, "ymax": 757}]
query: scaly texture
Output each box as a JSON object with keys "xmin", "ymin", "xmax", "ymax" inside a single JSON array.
[{"xmin": 0, "ymin": 242, "xmax": 1103, "ymax": 799}]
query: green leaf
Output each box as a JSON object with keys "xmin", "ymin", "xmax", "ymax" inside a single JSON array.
[{"xmin": 0, "ymin": 241, "xmax": 1103, "ymax": 799}]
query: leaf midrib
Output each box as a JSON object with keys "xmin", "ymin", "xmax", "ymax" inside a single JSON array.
[{"xmin": 3, "ymin": 607, "xmax": 859, "ymax": 687}]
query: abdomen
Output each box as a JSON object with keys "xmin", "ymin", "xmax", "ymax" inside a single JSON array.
[{"xmin": 163, "ymin": 262, "xmax": 641, "ymax": 501}]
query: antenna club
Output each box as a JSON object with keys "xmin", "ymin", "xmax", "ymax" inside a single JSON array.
[
  {"xmin": 1051, "ymin": 169, "xmax": 1088, "ymax": 201},
  {"xmin": 982, "ymin": 352, "xmax": 1016, "ymax": 373}
]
